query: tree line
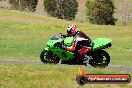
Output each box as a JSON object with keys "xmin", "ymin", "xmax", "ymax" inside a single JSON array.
[
  {"xmin": 9, "ymin": 0, "xmax": 38, "ymax": 12},
  {"xmin": 7, "ymin": 0, "xmax": 118, "ymax": 25}
]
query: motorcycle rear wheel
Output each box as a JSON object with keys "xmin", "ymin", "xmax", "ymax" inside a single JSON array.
[
  {"xmin": 89, "ymin": 50, "xmax": 110, "ymax": 68},
  {"xmin": 40, "ymin": 50, "xmax": 60, "ymax": 64}
]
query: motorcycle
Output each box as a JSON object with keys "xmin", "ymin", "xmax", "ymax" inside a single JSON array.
[{"xmin": 40, "ymin": 33, "xmax": 112, "ymax": 68}]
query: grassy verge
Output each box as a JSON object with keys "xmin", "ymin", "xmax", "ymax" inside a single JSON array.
[
  {"xmin": 0, "ymin": 64, "xmax": 131, "ymax": 88},
  {"xmin": 0, "ymin": 9, "xmax": 132, "ymax": 67},
  {"xmin": 0, "ymin": 21, "xmax": 65, "ymax": 60},
  {"xmin": 0, "ymin": 7, "xmax": 132, "ymax": 88},
  {"xmin": 0, "ymin": 21, "xmax": 132, "ymax": 67}
]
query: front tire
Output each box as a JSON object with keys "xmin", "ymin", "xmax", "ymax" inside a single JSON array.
[
  {"xmin": 40, "ymin": 50, "xmax": 60, "ymax": 64},
  {"xmin": 89, "ymin": 50, "xmax": 110, "ymax": 68}
]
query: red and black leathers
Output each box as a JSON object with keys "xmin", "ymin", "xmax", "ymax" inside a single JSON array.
[{"xmin": 61, "ymin": 30, "xmax": 92, "ymax": 54}]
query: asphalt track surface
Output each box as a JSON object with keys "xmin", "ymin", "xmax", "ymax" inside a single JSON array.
[{"xmin": 0, "ymin": 59, "xmax": 132, "ymax": 72}]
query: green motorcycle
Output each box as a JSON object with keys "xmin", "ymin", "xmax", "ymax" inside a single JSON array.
[{"xmin": 40, "ymin": 33, "xmax": 112, "ymax": 68}]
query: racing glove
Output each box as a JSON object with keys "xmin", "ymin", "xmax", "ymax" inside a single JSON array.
[{"xmin": 61, "ymin": 34, "xmax": 69, "ymax": 38}]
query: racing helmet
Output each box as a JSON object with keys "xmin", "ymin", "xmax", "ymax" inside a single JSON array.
[{"xmin": 67, "ymin": 24, "xmax": 77, "ymax": 36}]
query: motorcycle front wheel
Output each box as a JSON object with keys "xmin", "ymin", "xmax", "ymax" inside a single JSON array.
[{"xmin": 40, "ymin": 50, "xmax": 60, "ymax": 64}]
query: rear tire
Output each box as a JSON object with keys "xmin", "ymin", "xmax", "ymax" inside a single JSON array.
[
  {"xmin": 89, "ymin": 50, "xmax": 110, "ymax": 68},
  {"xmin": 40, "ymin": 50, "xmax": 60, "ymax": 64}
]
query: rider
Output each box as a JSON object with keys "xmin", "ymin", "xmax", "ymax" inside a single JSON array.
[{"xmin": 60, "ymin": 24, "xmax": 92, "ymax": 55}]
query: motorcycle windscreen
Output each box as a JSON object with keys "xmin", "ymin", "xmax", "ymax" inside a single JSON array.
[
  {"xmin": 92, "ymin": 38, "xmax": 112, "ymax": 50},
  {"xmin": 64, "ymin": 37, "xmax": 74, "ymax": 46}
]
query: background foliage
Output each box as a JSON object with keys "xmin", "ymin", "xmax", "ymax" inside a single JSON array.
[
  {"xmin": 43, "ymin": 0, "xmax": 78, "ymax": 20},
  {"xmin": 9, "ymin": 0, "xmax": 38, "ymax": 12},
  {"xmin": 86, "ymin": 0, "xmax": 116, "ymax": 25}
]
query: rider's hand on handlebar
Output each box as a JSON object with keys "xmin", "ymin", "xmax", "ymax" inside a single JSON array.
[
  {"xmin": 58, "ymin": 33, "xmax": 64, "ymax": 38},
  {"xmin": 59, "ymin": 33, "xmax": 68, "ymax": 38}
]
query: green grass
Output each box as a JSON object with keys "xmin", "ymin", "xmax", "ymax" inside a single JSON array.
[
  {"xmin": 0, "ymin": 21, "xmax": 65, "ymax": 60},
  {"xmin": 0, "ymin": 64, "xmax": 131, "ymax": 88},
  {"xmin": 0, "ymin": 21, "xmax": 132, "ymax": 67},
  {"xmin": 0, "ymin": 7, "xmax": 132, "ymax": 88}
]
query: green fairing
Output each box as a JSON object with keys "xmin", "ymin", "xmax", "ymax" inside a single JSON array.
[
  {"xmin": 49, "ymin": 46, "xmax": 74, "ymax": 61},
  {"xmin": 92, "ymin": 38, "xmax": 112, "ymax": 50},
  {"xmin": 64, "ymin": 37, "xmax": 74, "ymax": 46},
  {"xmin": 47, "ymin": 39, "xmax": 63, "ymax": 47},
  {"xmin": 45, "ymin": 36, "xmax": 112, "ymax": 61},
  {"xmin": 45, "ymin": 37, "xmax": 74, "ymax": 61}
]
